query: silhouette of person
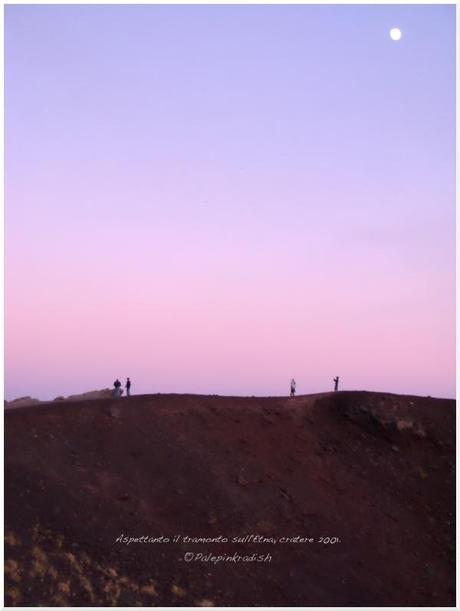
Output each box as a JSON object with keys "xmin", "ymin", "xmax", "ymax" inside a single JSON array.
[
  {"xmin": 334, "ymin": 376, "xmax": 339, "ymax": 392},
  {"xmin": 125, "ymin": 378, "xmax": 131, "ymax": 397},
  {"xmin": 290, "ymin": 378, "xmax": 296, "ymax": 397},
  {"xmin": 113, "ymin": 379, "xmax": 122, "ymax": 398}
]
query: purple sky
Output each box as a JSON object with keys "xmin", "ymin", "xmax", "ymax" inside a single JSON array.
[{"xmin": 5, "ymin": 5, "xmax": 456, "ymax": 400}]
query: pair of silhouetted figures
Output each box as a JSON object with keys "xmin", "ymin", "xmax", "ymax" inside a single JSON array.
[
  {"xmin": 113, "ymin": 377, "xmax": 131, "ymax": 398},
  {"xmin": 289, "ymin": 376, "xmax": 340, "ymax": 397}
]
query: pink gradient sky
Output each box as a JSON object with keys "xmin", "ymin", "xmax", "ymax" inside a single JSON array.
[{"xmin": 5, "ymin": 5, "xmax": 455, "ymax": 400}]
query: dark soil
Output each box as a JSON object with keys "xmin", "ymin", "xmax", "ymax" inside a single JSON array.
[{"xmin": 4, "ymin": 391, "xmax": 455, "ymax": 606}]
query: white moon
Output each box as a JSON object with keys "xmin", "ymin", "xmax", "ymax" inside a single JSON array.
[{"xmin": 390, "ymin": 27, "xmax": 402, "ymax": 41}]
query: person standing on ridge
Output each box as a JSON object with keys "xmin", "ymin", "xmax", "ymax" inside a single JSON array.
[
  {"xmin": 290, "ymin": 378, "xmax": 296, "ymax": 397},
  {"xmin": 113, "ymin": 379, "xmax": 122, "ymax": 398},
  {"xmin": 334, "ymin": 376, "xmax": 339, "ymax": 392},
  {"xmin": 125, "ymin": 377, "xmax": 131, "ymax": 397}
]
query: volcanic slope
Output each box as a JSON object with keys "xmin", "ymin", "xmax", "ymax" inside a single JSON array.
[{"xmin": 5, "ymin": 391, "xmax": 455, "ymax": 606}]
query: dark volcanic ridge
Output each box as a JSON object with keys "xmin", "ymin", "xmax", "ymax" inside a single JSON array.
[{"xmin": 5, "ymin": 390, "xmax": 455, "ymax": 606}]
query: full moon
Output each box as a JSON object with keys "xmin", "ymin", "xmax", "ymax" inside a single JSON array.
[{"xmin": 390, "ymin": 27, "xmax": 402, "ymax": 41}]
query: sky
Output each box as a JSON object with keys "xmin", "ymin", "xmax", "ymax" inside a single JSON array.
[{"xmin": 5, "ymin": 4, "xmax": 456, "ymax": 400}]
